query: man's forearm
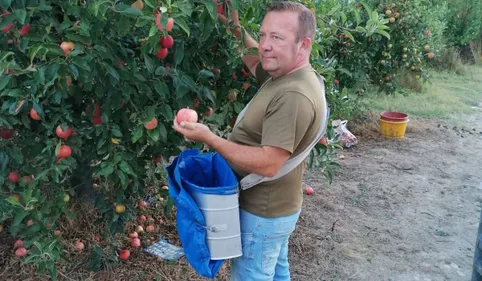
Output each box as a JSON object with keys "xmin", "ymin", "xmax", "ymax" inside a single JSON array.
[
  {"xmin": 232, "ymin": 27, "xmax": 260, "ymax": 72},
  {"xmin": 204, "ymin": 133, "xmax": 274, "ymax": 177}
]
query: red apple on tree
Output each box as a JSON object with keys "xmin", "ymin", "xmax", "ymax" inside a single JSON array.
[
  {"xmin": 1, "ymin": 23, "xmax": 13, "ymax": 33},
  {"xmin": 160, "ymin": 35, "xmax": 174, "ymax": 48},
  {"xmin": 204, "ymin": 107, "xmax": 213, "ymax": 117},
  {"xmin": 228, "ymin": 90, "xmax": 237, "ymax": 101},
  {"xmin": 29, "ymin": 108, "xmax": 41, "ymax": 120},
  {"xmin": 8, "ymin": 171, "xmax": 20, "ymax": 183},
  {"xmin": 56, "ymin": 145, "xmax": 72, "ymax": 159},
  {"xmin": 144, "ymin": 117, "xmax": 158, "ymax": 130},
  {"xmin": 60, "ymin": 41, "xmax": 75, "ymax": 56},
  {"xmin": 156, "ymin": 48, "xmax": 168, "ymax": 59},
  {"xmin": 166, "ymin": 17, "xmax": 174, "ymax": 31},
  {"xmin": 56, "ymin": 125, "xmax": 72, "ymax": 139},
  {"xmin": 18, "ymin": 24, "xmax": 30, "ymax": 36}
]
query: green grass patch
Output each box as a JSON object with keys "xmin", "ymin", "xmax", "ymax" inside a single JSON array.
[{"xmin": 363, "ymin": 65, "xmax": 482, "ymax": 125}]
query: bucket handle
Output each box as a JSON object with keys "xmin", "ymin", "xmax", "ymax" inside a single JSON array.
[{"xmin": 194, "ymin": 221, "xmax": 228, "ymax": 233}]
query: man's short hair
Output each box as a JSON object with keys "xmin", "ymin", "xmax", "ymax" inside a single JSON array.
[{"xmin": 267, "ymin": 1, "xmax": 316, "ymax": 42}]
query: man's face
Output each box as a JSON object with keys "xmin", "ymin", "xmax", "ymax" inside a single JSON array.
[{"xmin": 258, "ymin": 11, "xmax": 303, "ymax": 78}]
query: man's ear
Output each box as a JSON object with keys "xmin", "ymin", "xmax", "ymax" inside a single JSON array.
[{"xmin": 301, "ymin": 37, "xmax": 312, "ymax": 52}]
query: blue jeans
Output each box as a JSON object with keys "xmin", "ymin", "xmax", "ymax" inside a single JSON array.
[{"xmin": 230, "ymin": 208, "xmax": 301, "ymax": 281}]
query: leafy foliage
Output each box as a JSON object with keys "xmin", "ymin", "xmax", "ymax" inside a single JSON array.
[{"xmin": 0, "ymin": 0, "xmax": 479, "ymax": 279}]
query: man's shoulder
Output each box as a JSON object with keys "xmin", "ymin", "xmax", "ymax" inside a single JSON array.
[{"xmin": 272, "ymin": 67, "xmax": 325, "ymax": 105}]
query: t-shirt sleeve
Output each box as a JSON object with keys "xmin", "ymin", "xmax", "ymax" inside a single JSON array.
[
  {"xmin": 261, "ymin": 92, "xmax": 315, "ymax": 154},
  {"xmin": 255, "ymin": 62, "xmax": 271, "ymax": 85}
]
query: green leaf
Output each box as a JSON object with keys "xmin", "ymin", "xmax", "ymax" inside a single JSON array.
[
  {"xmin": 134, "ymin": 73, "xmax": 146, "ymax": 81},
  {"xmin": 45, "ymin": 63, "xmax": 60, "ymax": 82},
  {"xmin": 155, "ymin": 66, "xmax": 169, "ymax": 76},
  {"xmin": 117, "ymin": 170, "xmax": 127, "ymax": 186},
  {"xmin": 103, "ymin": 63, "xmax": 120, "ymax": 81},
  {"xmin": 4, "ymin": 88, "xmax": 23, "ymax": 98},
  {"xmin": 73, "ymin": 57, "xmax": 91, "ymax": 71},
  {"xmin": 173, "ymin": 42, "xmax": 184, "ymax": 66},
  {"xmin": 131, "ymin": 126, "xmax": 143, "ymax": 143},
  {"xmin": 34, "ymin": 169, "xmax": 49, "ymax": 182},
  {"xmin": 33, "ymin": 66, "xmax": 46, "ymax": 85},
  {"xmin": 0, "ymin": 152, "xmax": 9, "ymax": 172},
  {"xmin": 68, "ymin": 64, "xmax": 79, "ymax": 79},
  {"xmin": 144, "ymin": 54, "xmax": 155, "ymax": 73},
  {"xmin": 119, "ymin": 161, "xmax": 136, "ymax": 176},
  {"xmin": 0, "ymin": 0, "xmax": 12, "ymax": 9},
  {"xmin": 230, "ymin": 0, "xmax": 240, "ymax": 10},
  {"xmin": 354, "ymin": 9, "xmax": 361, "ymax": 26},
  {"xmin": 115, "ymin": 3, "xmax": 142, "ymax": 18},
  {"xmin": 200, "ymin": 10, "xmax": 215, "ymax": 43},
  {"xmin": 97, "ymin": 164, "xmax": 114, "ymax": 177},
  {"xmin": 147, "ymin": 126, "xmax": 160, "ymax": 142},
  {"xmin": 340, "ymin": 12, "xmax": 347, "ymax": 25},
  {"xmin": 11, "ymin": 146, "xmax": 24, "ymax": 164},
  {"xmin": 201, "ymin": 86, "xmax": 215, "ymax": 103},
  {"xmin": 175, "ymin": 18, "xmax": 190, "ymax": 37},
  {"xmin": 7, "ymin": 196, "xmax": 21, "ymax": 206},
  {"xmin": 160, "ymin": 104, "xmax": 173, "ymax": 120},
  {"xmin": 111, "ymin": 127, "xmax": 123, "ymax": 137},
  {"xmin": 0, "ymin": 75, "xmax": 11, "ymax": 91},
  {"xmin": 158, "ymin": 123, "xmax": 167, "ymax": 142},
  {"xmin": 177, "ymin": 0, "xmax": 194, "ymax": 16},
  {"xmin": 11, "ymin": 210, "xmax": 28, "ymax": 236},
  {"xmin": 0, "ymin": 51, "xmax": 14, "ymax": 62},
  {"xmin": 153, "ymin": 80, "xmax": 168, "ymax": 98},
  {"xmin": 14, "ymin": 9, "xmax": 27, "ymax": 25},
  {"xmin": 202, "ymin": 0, "xmax": 217, "ymax": 21},
  {"xmin": 198, "ymin": 70, "xmax": 214, "ymax": 79},
  {"xmin": 375, "ymin": 29, "xmax": 391, "ymax": 39}
]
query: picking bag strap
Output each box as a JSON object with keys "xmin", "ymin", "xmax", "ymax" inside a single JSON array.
[{"xmin": 238, "ymin": 71, "xmax": 329, "ymax": 190}]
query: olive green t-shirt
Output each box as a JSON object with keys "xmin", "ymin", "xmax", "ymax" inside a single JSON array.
[{"xmin": 227, "ymin": 63, "xmax": 326, "ymax": 218}]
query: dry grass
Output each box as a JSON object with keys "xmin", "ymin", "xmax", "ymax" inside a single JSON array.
[{"xmin": 0, "ymin": 199, "xmax": 230, "ymax": 281}]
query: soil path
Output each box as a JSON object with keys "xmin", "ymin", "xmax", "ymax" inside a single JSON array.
[{"xmin": 292, "ymin": 115, "xmax": 482, "ymax": 281}]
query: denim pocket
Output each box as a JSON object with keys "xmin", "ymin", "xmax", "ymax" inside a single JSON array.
[
  {"xmin": 241, "ymin": 233, "xmax": 255, "ymax": 260},
  {"xmin": 261, "ymin": 231, "xmax": 292, "ymax": 276}
]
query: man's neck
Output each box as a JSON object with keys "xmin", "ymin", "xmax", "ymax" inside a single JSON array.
[{"xmin": 271, "ymin": 61, "xmax": 310, "ymax": 80}]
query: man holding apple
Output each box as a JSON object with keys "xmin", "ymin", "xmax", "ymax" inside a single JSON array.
[{"xmin": 173, "ymin": 1, "xmax": 326, "ymax": 280}]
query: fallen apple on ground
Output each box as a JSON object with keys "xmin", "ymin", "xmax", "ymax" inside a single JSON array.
[{"xmin": 119, "ymin": 249, "xmax": 130, "ymax": 260}]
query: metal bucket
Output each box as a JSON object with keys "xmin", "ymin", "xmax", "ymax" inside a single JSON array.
[{"xmin": 188, "ymin": 187, "xmax": 242, "ymax": 260}]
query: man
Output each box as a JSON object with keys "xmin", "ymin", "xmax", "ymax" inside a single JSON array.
[{"xmin": 173, "ymin": 1, "xmax": 326, "ymax": 280}]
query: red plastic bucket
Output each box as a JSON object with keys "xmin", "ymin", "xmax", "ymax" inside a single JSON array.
[{"xmin": 380, "ymin": 111, "xmax": 408, "ymax": 122}]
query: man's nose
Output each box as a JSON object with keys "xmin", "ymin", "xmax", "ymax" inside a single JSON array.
[{"xmin": 260, "ymin": 38, "xmax": 272, "ymax": 52}]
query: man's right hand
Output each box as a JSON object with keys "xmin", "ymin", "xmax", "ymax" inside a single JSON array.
[
  {"xmin": 216, "ymin": 1, "xmax": 260, "ymax": 77},
  {"xmin": 217, "ymin": 1, "xmax": 242, "ymax": 39}
]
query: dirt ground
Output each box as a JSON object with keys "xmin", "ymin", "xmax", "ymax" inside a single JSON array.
[
  {"xmin": 293, "ymin": 113, "xmax": 482, "ymax": 281},
  {"xmin": 2, "ymin": 111, "xmax": 482, "ymax": 281}
]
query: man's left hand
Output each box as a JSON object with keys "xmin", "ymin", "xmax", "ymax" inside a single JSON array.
[{"xmin": 172, "ymin": 118, "xmax": 215, "ymax": 143}]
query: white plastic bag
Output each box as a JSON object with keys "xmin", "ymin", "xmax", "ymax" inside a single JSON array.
[{"xmin": 332, "ymin": 119, "xmax": 358, "ymax": 148}]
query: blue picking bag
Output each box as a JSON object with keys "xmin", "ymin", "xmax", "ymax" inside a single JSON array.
[{"xmin": 166, "ymin": 148, "xmax": 239, "ymax": 278}]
